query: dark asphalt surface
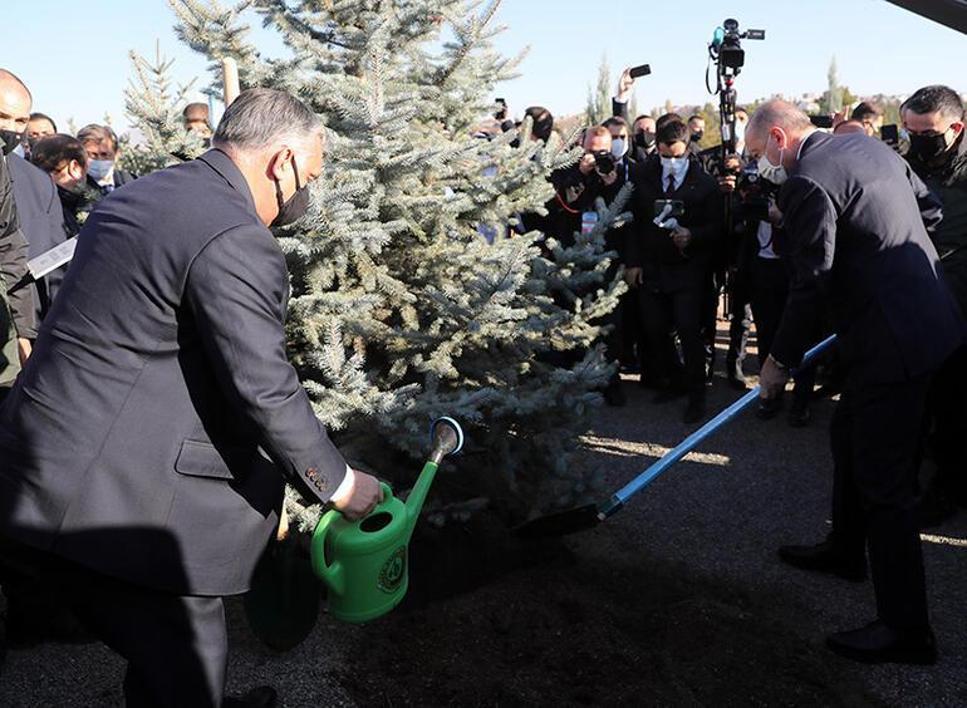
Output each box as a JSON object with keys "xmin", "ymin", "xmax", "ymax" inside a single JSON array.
[{"xmin": 2, "ymin": 357, "xmax": 965, "ymax": 706}]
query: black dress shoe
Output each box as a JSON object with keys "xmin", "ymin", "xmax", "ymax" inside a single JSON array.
[
  {"xmin": 727, "ymin": 373, "xmax": 750, "ymax": 391},
  {"xmin": 224, "ymin": 686, "xmax": 278, "ymax": 708},
  {"xmin": 683, "ymin": 397, "xmax": 706, "ymax": 425},
  {"xmin": 826, "ymin": 620, "xmax": 937, "ymax": 665},
  {"xmin": 778, "ymin": 540, "xmax": 867, "ymax": 582}
]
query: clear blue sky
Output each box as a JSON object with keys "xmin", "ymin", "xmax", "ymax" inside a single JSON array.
[{"xmin": 6, "ymin": 0, "xmax": 965, "ymax": 134}]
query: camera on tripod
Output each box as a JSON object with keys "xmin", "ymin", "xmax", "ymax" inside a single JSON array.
[{"xmin": 711, "ymin": 18, "xmax": 765, "ymax": 74}]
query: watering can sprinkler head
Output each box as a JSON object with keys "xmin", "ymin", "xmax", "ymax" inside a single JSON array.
[{"xmin": 429, "ymin": 416, "xmax": 464, "ymax": 464}]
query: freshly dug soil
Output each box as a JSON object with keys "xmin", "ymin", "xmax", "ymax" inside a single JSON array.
[{"xmin": 325, "ymin": 513, "xmax": 879, "ymax": 707}]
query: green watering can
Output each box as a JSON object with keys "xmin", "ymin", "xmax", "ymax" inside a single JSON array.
[{"xmin": 310, "ymin": 417, "xmax": 464, "ymax": 623}]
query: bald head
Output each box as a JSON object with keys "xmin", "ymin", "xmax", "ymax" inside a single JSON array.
[
  {"xmin": 0, "ymin": 69, "xmax": 32, "ymax": 136},
  {"xmin": 747, "ymin": 100, "xmax": 813, "ymax": 144}
]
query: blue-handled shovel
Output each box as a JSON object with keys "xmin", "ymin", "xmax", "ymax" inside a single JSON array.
[{"xmin": 513, "ymin": 335, "xmax": 838, "ymax": 539}]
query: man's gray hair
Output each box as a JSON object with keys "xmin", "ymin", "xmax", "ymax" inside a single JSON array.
[
  {"xmin": 213, "ymin": 88, "xmax": 321, "ymax": 151},
  {"xmin": 747, "ymin": 99, "xmax": 814, "ymax": 141}
]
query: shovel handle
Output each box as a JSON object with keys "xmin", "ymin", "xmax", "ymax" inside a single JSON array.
[{"xmin": 605, "ymin": 334, "xmax": 838, "ymax": 512}]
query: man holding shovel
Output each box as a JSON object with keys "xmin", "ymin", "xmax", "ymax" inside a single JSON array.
[{"xmin": 746, "ymin": 100, "xmax": 964, "ymax": 665}]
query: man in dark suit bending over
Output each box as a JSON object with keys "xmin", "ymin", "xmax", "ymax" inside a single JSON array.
[
  {"xmin": 0, "ymin": 88, "xmax": 382, "ymax": 706},
  {"xmin": 745, "ymin": 100, "xmax": 964, "ymax": 665}
]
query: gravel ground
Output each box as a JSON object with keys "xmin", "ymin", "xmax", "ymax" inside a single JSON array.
[{"xmin": 2, "ymin": 349, "xmax": 965, "ymax": 706}]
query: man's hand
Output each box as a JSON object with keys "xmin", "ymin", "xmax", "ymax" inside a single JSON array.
[
  {"xmin": 330, "ymin": 468, "xmax": 384, "ymax": 521},
  {"xmin": 578, "ymin": 153, "xmax": 597, "ymax": 175},
  {"xmin": 672, "ymin": 227, "xmax": 692, "ymax": 250},
  {"xmin": 767, "ymin": 200, "xmax": 783, "ymax": 226},
  {"xmin": 624, "ymin": 266, "xmax": 643, "ymax": 288},
  {"xmin": 758, "ymin": 355, "xmax": 790, "ymax": 400},
  {"xmin": 599, "ymin": 169, "xmax": 618, "ymax": 186},
  {"xmin": 616, "ymin": 68, "xmax": 634, "ymax": 103},
  {"xmin": 17, "ymin": 338, "xmax": 31, "ymax": 366},
  {"xmin": 718, "ymin": 155, "xmax": 741, "ymax": 193}
]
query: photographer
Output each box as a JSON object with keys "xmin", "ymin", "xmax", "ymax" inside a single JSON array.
[
  {"xmin": 547, "ymin": 126, "xmax": 626, "ymax": 243},
  {"xmin": 624, "ymin": 119, "xmax": 721, "ymax": 423},
  {"xmin": 702, "ymin": 108, "xmax": 753, "ymax": 389},
  {"xmin": 722, "ymin": 157, "xmax": 816, "ymax": 424},
  {"xmin": 543, "ymin": 126, "xmax": 629, "ymax": 405},
  {"xmin": 902, "ymin": 84, "xmax": 967, "ymax": 523}
]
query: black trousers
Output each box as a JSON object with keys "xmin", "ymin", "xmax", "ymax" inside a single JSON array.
[
  {"xmin": 829, "ymin": 375, "xmax": 931, "ymax": 631},
  {"xmin": 750, "ymin": 257, "xmax": 815, "ymax": 402},
  {"xmin": 927, "ymin": 344, "xmax": 967, "ymax": 501},
  {"xmin": 639, "ymin": 285, "xmax": 705, "ymax": 396},
  {"xmin": 0, "ymin": 538, "xmax": 228, "ymax": 707}
]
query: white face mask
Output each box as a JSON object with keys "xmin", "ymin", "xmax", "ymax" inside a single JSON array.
[
  {"xmin": 734, "ymin": 120, "xmax": 746, "ymax": 145},
  {"xmin": 87, "ymin": 158, "xmax": 115, "ymax": 182},
  {"xmin": 611, "ymin": 137, "xmax": 628, "ymax": 159},
  {"xmin": 660, "ymin": 155, "xmax": 689, "ymax": 175},
  {"xmin": 756, "ymin": 139, "xmax": 788, "ymax": 186}
]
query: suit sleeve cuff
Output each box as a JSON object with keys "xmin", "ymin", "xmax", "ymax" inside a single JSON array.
[{"xmin": 329, "ymin": 465, "xmax": 354, "ymax": 505}]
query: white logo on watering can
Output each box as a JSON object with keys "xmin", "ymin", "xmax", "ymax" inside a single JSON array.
[{"xmin": 378, "ymin": 546, "xmax": 407, "ymax": 594}]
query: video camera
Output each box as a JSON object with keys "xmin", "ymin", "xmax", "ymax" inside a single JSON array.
[{"xmin": 710, "ymin": 18, "xmax": 765, "ymax": 76}]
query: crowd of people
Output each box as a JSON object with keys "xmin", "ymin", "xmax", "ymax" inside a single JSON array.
[
  {"xmin": 480, "ymin": 70, "xmax": 967, "ymax": 528},
  {"xmin": 0, "ymin": 58, "xmax": 965, "ymax": 704}
]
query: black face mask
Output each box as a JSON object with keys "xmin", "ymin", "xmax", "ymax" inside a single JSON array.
[
  {"xmin": 635, "ymin": 131, "xmax": 655, "ymax": 149},
  {"xmin": 0, "ymin": 129, "xmax": 23, "ymax": 156},
  {"xmin": 908, "ymin": 130, "xmax": 953, "ymax": 163},
  {"xmin": 57, "ymin": 185, "xmax": 86, "ymax": 210},
  {"xmin": 690, "ymin": 131, "xmax": 704, "ymax": 143},
  {"xmin": 271, "ymin": 155, "xmax": 310, "ymax": 228}
]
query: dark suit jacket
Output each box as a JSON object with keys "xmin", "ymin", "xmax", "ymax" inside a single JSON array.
[
  {"xmin": 7, "ymin": 153, "xmax": 69, "ymax": 320},
  {"xmin": 772, "ymin": 131, "xmax": 964, "ymax": 383},
  {"xmin": 0, "ymin": 149, "xmax": 347, "ymax": 596},
  {"xmin": 626, "ymin": 154, "xmax": 721, "ymax": 292},
  {"xmin": 0, "ymin": 154, "xmax": 36, "ymax": 341}
]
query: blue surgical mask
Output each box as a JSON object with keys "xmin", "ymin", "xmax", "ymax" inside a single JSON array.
[
  {"xmin": 660, "ymin": 155, "xmax": 688, "ymax": 174},
  {"xmin": 611, "ymin": 138, "xmax": 628, "ymax": 159},
  {"xmin": 87, "ymin": 158, "xmax": 114, "ymax": 181}
]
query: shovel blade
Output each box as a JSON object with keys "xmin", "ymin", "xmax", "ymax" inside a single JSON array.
[{"xmin": 512, "ymin": 504, "xmax": 602, "ymax": 539}]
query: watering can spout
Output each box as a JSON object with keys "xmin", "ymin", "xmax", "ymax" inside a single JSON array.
[{"xmin": 404, "ymin": 417, "xmax": 464, "ymax": 535}]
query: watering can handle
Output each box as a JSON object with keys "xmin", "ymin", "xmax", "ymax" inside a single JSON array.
[
  {"xmin": 311, "ymin": 483, "xmax": 395, "ymax": 566},
  {"xmin": 310, "ymin": 510, "xmax": 340, "ymax": 586}
]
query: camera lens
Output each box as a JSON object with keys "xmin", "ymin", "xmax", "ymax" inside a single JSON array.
[{"xmin": 594, "ymin": 151, "xmax": 616, "ymax": 174}]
